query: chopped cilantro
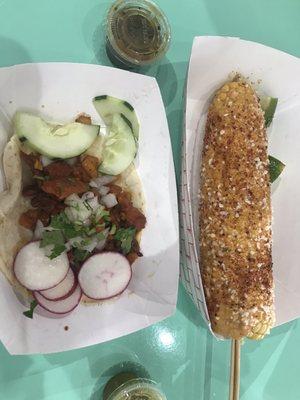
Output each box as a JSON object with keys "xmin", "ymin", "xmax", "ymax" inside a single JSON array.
[
  {"xmin": 96, "ymin": 231, "xmax": 106, "ymax": 241},
  {"xmin": 103, "ymin": 214, "xmax": 111, "ymax": 223},
  {"xmin": 49, "ymin": 244, "xmax": 67, "ymax": 259},
  {"xmin": 73, "ymin": 203, "xmax": 81, "ymax": 211},
  {"xmin": 23, "ymin": 300, "xmax": 38, "ymax": 319},
  {"xmin": 50, "ymin": 212, "xmax": 69, "ymax": 229},
  {"xmin": 40, "ymin": 231, "xmax": 64, "ymax": 247},
  {"xmin": 87, "ymin": 227, "xmax": 97, "ymax": 236},
  {"xmin": 110, "ymin": 224, "xmax": 117, "ymax": 235},
  {"xmin": 40, "ymin": 230, "xmax": 65, "ymax": 248},
  {"xmin": 70, "ymin": 239, "xmax": 81, "ymax": 248},
  {"xmin": 50, "ymin": 212, "xmax": 78, "ymax": 239},
  {"xmin": 64, "ymin": 225, "xmax": 81, "ymax": 239},
  {"xmin": 95, "ymin": 207, "xmax": 110, "ymax": 221},
  {"xmin": 40, "ymin": 209, "xmax": 113, "ymax": 260},
  {"xmin": 114, "ymin": 227, "xmax": 136, "ymax": 254},
  {"xmin": 40, "ymin": 231, "xmax": 66, "ymax": 258},
  {"xmin": 95, "ymin": 222, "xmax": 105, "ymax": 231},
  {"xmin": 80, "ymin": 238, "xmax": 91, "ymax": 247},
  {"xmin": 72, "ymin": 248, "xmax": 89, "ymax": 268}
]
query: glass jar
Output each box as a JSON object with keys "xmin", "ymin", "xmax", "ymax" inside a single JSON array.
[
  {"xmin": 106, "ymin": 378, "xmax": 167, "ymax": 400},
  {"xmin": 103, "ymin": 372, "xmax": 166, "ymax": 400},
  {"xmin": 105, "ymin": 0, "xmax": 171, "ymax": 69}
]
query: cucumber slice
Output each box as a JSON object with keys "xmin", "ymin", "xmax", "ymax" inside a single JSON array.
[
  {"xmin": 260, "ymin": 97, "xmax": 278, "ymax": 127},
  {"xmin": 14, "ymin": 112, "xmax": 99, "ymax": 158},
  {"xmin": 99, "ymin": 113, "xmax": 136, "ymax": 175},
  {"xmin": 93, "ymin": 95, "xmax": 139, "ymax": 140},
  {"xmin": 84, "ymin": 135, "xmax": 105, "ymax": 161},
  {"xmin": 269, "ymin": 155, "xmax": 285, "ymax": 183}
]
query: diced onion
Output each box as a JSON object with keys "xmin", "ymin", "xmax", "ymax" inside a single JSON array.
[
  {"xmin": 65, "ymin": 237, "xmax": 82, "ymax": 251},
  {"xmin": 65, "ymin": 193, "xmax": 92, "ymax": 222},
  {"xmin": 89, "ymin": 181, "xmax": 98, "ymax": 188},
  {"xmin": 95, "ymin": 239, "xmax": 106, "ymax": 251},
  {"xmin": 81, "ymin": 237, "xmax": 98, "ymax": 253},
  {"xmin": 65, "ymin": 193, "xmax": 81, "ymax": 207},
  {"xmin": 99, "ymin": 186, "xmax": 110, "ymax": 196},
  {"xmin": 81, "ymin": 192, "xmax": 99, "ymax": 211},
  {"xmin": 88, "ymin": 197, "xmax": 99, "ymax": 211},
  {"xmin": 95, "ymin": 228, "xmax": 109, "ymax": 251},
  {"xmin": 90, "ymin": 175, "xmax": 115, "ymax": 188},
  {"xmin": 65, "ymin": 157, "xmax": 77, "ymax": 166},
  {"xmin": 101, "ymin": 193, "xmax": 118, "ymax": 208},
  {"xmin": 81, "ymin": 192, "xmax": 95, "ymax": 201},
  {"xmin": 33, "ymin": 220, "xmax": 45, "ymax": 240},
  {"xmin": 40, "ymin": 155, "xmax": 53, "ymax": 167},
  {"xmin": 82, "ymin": 218, "xmax": 91, "ymax": 226},
  {"xmin": 94, "ymin": 205, "xmax": 106, "ymax": 219}
]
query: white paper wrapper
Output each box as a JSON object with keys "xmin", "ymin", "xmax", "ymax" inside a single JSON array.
[
  {"xmin": 180, "ymin": 36, "xmax": 300, "ymax": 336},
  {"xmin": 0, "ymin": 63, "xmax": 179, "ymax": 354}
]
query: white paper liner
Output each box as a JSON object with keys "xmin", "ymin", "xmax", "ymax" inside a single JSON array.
[
  {"xmin": 0, "ymin": 63, "xmax": 179, "ymax": 354},
  {"xmin": 180, "ymin": 36, "xmax": 300, "ymax": 337}
]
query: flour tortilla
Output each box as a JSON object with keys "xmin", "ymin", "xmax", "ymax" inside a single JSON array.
[
  {"xmin": 116, "ymin": 163, "xmax": 146, "ymax": 245},
  {"xmin": 0, "ymin": 136, "xmax": 145, "ymax": 304},
  {"xmin": 115, "ymin": 163, "xmax": 145, "ymax": 212},
  {"xmin": 0, "ymin": 135, "xmax": 32, "ymax": 300}
]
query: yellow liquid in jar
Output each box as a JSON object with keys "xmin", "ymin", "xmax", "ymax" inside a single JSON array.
[{"xmin": 106, "ymin": 0, "xmax": 170, "ymax": 68}]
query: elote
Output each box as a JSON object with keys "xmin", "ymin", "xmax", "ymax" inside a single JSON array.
[{"xmin": 199, "ymin": 79, "xmax": 275, "ymax": 340}]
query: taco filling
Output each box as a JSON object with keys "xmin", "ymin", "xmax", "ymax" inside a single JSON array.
[
  {"xmin": 19, "ymin": 153, "xmax": 146, "ymax": 265},
  {"xmin": 0, "ymin": 98, "xmax": 146, "ymax": 317}
]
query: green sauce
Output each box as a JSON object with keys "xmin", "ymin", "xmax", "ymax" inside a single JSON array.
[
  {"xmin": 104, "ymin": 374, "xmax": 166, "ymax": 400},
  {"xmin": 103, "ymin": 372, "xmax": 138, "ymax": 400},
  {"xmin": 106, "ymin": 0, "xmax": 171, "ymax": 69}
]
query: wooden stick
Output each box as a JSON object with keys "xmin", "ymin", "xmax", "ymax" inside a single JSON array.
[{"xmin": 229, "ymin": 339, "xmax": 241, "ymax": 400}]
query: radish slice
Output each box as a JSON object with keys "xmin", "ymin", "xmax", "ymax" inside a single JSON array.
[
  {"xmin": 39, "ymin": 268, "xmax": 76, "ymax": 301},
  {"xmin": 34, "ymin": 284, "xmax": 82, "ymax": 314},
  {"xmin": 14, "ymin": 241, "xmax": 69, "ymax": 291},
  {"xmin": 78, "ymin": 252, "xmax": 132, "ymax": 300}
]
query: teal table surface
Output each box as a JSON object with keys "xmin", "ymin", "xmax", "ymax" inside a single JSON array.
[{"xmin": 1, "ymin": 1, "xmax": 300, "ymax": 399}]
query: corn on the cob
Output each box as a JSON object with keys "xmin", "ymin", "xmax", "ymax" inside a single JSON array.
[{"xmin": 199, "ymin": 80, "xmax": 275, "ymax": 340}]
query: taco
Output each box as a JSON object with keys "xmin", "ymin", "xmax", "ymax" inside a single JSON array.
[{"xmin": 0, "ymin": 101, "xmax": 146, "ymax": 316}]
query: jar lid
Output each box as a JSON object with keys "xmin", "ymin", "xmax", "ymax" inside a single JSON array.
[
  {"xmin": 107, "ymin": 378, "xmax": 167, "ymax": 400},
  {"xmin": 106, "ymin": 0, "xmax": 171, "ymax": 67}
]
